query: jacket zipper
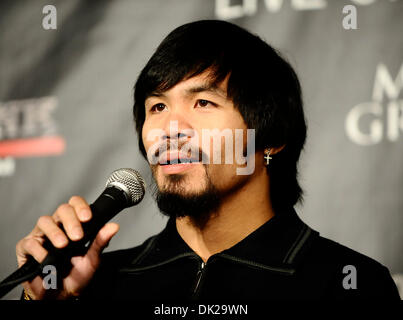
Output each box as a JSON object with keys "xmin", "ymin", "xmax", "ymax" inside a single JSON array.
[{"xmin": 192, "ymin": 260, "xmax": 206, "ymax": 297}]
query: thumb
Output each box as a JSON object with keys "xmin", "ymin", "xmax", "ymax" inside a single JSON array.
[{"xmin": 87, "ymin": 223, "xmax": 120, "ymax": 258}]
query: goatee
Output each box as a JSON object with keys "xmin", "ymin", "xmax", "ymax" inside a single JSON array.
[{"xmin": 151, "ymin": 167, "xmax": 221, "ymax": 226}]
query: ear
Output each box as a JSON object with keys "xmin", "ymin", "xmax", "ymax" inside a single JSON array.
[{"xmin": 265, "ymin": 145, "xmax": 285, "ymax": 155}]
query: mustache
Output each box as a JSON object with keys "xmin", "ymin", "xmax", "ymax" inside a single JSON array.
[{"xmin": 150, "ymin": 140, "xmax": 210, "ymax": 165}]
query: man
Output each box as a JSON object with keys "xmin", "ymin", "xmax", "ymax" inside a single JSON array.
[{"xmin": 16, "ymin": 20, "xmax": 400, "ymax": 300}]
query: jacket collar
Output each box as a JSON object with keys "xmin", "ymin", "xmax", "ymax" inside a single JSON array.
[{"xmin": 131, "ymin": 207, "xmax": 319, "ymax": 269}]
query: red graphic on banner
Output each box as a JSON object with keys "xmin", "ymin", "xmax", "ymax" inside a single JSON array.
[{"xmin": 0, "ymin": 136, "xmax": 65, "ymax": 158}]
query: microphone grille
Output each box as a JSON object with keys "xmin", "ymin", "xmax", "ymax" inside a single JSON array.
[{"xmin": 105, "ymin": 168, "xmax": 146, "ymax": 206}]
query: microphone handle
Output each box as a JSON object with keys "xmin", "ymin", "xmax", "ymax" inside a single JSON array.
[{"xmin": 0, "ymin": 187, "xmax": 127, "ymax": 299}]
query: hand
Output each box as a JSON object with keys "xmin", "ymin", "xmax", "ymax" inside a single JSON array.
[{"xmin": 15, "ymin": 196, "xmax": 119, "ymax": 299}]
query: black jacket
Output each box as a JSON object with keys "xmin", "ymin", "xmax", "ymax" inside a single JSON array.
[{"xmin": 82, "ymin": 207, "xmax": 400, "ymax": 300}]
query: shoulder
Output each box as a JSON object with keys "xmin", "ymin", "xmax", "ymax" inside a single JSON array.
[
  {"xmin": 99, "ymin": 233, "xmax": 159, "ymax": 270},
  {"xmin": 301, "ymin": 234, "xmax": 400, "ymax": 299},
  {"xmin": 79, "ymin": 234, "xmax": 159, "ymax": 299},
  {"xmin": 310, "ymin": 235, "xmax": 382, "ymax": 267}
]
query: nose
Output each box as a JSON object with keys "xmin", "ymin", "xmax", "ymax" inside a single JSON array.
[{"xmin": 161, "ymin": 109, "xmax": 195, "ymax": 142}]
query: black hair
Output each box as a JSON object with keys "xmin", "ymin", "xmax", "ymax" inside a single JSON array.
[{"xmin": 133, "ymin": 20, "xmax": 307, "ymax": 212}]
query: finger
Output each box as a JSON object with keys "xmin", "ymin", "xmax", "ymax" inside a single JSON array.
[
  {"xmin": 22, "ymin": 276, "xmax": 43, "ymax": 300},
  {"xmin": 27, "ymin": 226, "xmax": 44, "ymax": 240},
  {"xmin": 17, "ymin": 237, "xmax": 48, "ymax": 267},
  {"xmin": 54, "ymin": 203, "xmax": 84, "ymax": 241},
  {"xmin": 68, "ymin": 196, "xmax": 92, "ymax": 222},
  {"xmin": 36, "ymin": 215, "xmax": 69, "ymax": 248},
  {"xmin": 86, "ymin": 223, "xmax": 119, "ymax": 259}
]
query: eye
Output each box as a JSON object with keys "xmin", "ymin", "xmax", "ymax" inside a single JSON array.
[
  {"xmin": 196, "ymin": 99, "xmax": 215, "ymax": 108},
  {"xmin": 150, "ymin": 103, "xmax": 167, "ymax": 113}
]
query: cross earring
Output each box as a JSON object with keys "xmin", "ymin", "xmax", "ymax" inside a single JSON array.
[{"xmin": 264, "ymin": 148, "xmax": 272, "ymax": 166}]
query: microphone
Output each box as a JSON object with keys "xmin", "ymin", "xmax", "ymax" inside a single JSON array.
[{"xmin": 0, "ymin": 168, "xmax": 146, "ymax": 299}]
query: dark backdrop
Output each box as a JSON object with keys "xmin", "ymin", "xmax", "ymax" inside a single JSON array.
[{"xmin": 0, "ymin": 0, "xmax": 402, "ymax": 299}]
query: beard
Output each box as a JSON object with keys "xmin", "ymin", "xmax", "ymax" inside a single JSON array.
[{"xmin": 150, "ymin": 164, "xmax": 222, "ymax": 226}]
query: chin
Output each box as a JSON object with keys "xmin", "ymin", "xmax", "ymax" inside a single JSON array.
[
  {"xmin": 154, "ymin": 179, "xmax": 222, "ymax": 221},
  {"xmin": 160, "ymin": 179, "xmax": 207, "ymax": 195}
]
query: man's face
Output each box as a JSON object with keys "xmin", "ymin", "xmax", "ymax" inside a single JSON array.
[{"xmin": 142, "ymin": 70, "xmax": 259, "ymax": 219}]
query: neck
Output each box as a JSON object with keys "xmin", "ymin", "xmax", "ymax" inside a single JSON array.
[{"xmin": 176, "ymin": 166, "xmax": 274, "ymax": 262}]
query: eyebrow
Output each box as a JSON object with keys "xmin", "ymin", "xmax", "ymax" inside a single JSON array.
[{"xmin": 146, "ymin": 83, "xmax": 227, "ymax": 100}]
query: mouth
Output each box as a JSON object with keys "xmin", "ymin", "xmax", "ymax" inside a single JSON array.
[
  {"xmin": 158, "ymin": 151, "xmax": 201, "ymax": 166},
  {"xmin": 159, "ymin": 158, "xmax": 200, "ymax": 165},
  {"xmin": 158, "ymin": 152, "xmax": 201, "ymax": 174}
]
